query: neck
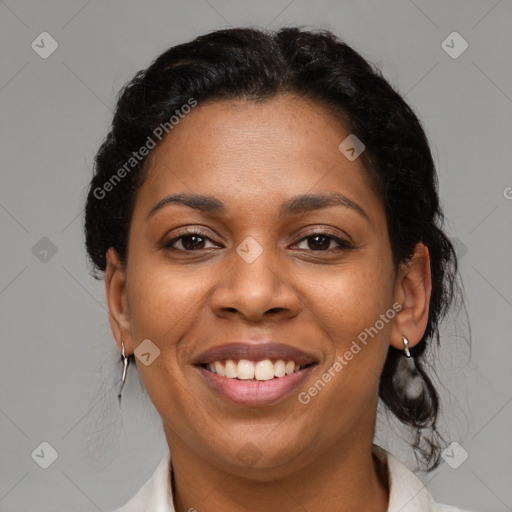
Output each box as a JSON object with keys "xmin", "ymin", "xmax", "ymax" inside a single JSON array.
[{"xmin": 164, "ymin": 429, "xmax": 389, "ymax": 512}]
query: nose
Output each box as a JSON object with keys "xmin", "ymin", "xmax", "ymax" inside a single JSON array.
[{"xmin": 210, "ymin": 243, "xmax": 301, "ymax": 322}]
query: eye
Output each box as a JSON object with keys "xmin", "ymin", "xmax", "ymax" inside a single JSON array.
[
  {"xmin": 162, "ymin": 230, "xmax": 220, "ymax": 251},
  {"xmin": 292, "ymin": 232, "xmax": 352, "ymax": 252},
  {"xmin": 162, "ymin": 229, "xmax": 352, "ymax": 253}
]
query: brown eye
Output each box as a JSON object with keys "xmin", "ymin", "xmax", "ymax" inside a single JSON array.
[
  {"xmin": 293, "ymin": 233, "xmax": 352, "ymax": 252},
  {"xmin": 163, "ymin": 231, "xmax": 218, "ymax": 251}
]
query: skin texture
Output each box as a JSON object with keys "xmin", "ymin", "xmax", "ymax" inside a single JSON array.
[{"xmin": 105, "ymin": 93, "xmax": 431, "ymax": 512}]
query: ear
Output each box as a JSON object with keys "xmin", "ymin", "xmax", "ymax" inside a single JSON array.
[
  {"xmin": 390, "ymin": 242, "xmax": 432, "ymax": 351},
  {"xmin": 105, "ymin": 247, "xmax": 134, "ymax": 355}
]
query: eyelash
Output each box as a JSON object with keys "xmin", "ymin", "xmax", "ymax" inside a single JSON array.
[{"xmin": 162, "ymin": 229, "xmax": 353, "ymax": 253}]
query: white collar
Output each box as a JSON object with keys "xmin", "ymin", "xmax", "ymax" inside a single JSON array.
[{"xmin": 111, "ymin": 445, "xmax": 463, "ymax": 512}]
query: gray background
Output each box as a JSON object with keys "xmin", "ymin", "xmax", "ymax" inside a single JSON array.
[{"xmin": 1, "ymin": 0, "xmax": 511, "ymax": 511}]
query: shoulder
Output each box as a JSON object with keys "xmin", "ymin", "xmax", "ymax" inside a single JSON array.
[
  {"xmin": 372, "ymin": 445, "xmax": 477, "ymax": 512},
  {"xmin": 106, "ymin": 451, "xmax": 174, "ymax": 512}
]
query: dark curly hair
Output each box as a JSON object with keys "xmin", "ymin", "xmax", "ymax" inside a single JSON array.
[{"xmin": 84, "ymin": 26, "xmax": 462, "ymax": 471}]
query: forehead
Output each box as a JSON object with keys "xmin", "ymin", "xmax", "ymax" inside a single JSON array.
[
  {"xmin": 146, "ymin": 94, "xmax": 353, "ymax": 176},
  {"xmin": 136, "ymin": 94, "xmax": 383, "ymax": 220}
]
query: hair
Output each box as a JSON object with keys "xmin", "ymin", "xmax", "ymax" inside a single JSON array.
[{"xmin": 84, "ymin": 26, "xmax": 463, "ymax": 471}]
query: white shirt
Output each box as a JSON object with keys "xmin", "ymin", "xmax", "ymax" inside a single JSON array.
[{"xmin": 107, "ymin": 445, "xmax": 474, "ymax": 512}]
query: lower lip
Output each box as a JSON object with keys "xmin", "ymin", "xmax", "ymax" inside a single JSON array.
[{"xmin": 197, "ymin": 365, "xmax": 316, "ymax": 406}]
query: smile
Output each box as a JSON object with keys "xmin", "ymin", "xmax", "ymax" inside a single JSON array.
[{"xmin": 197, "ymin": 360, "xmax": 317, "ymax": 406}]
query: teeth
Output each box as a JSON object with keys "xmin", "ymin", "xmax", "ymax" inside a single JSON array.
[
  {"xmin": 237, "ymin": 359, "xmax": 255, "ymax": 380},
  {"xmin": 206, "ymin": 359, "xmax": 305, "ymax": 381},
  {"xmin": 224, "ymin": 359, "xmax": 238, "ymax": 378},
  {"xmin": 274, "ymin": 360, "xmax": 286, "ymax": 377},
  {"xmin": 214, "ymin": 361, "xmax": 226, "ymax": 377},
  {"xmin": 285, "ymin": 361, "xmax": 295, "ymax": 375},
  {"xmin": 255, "ymin": 359, "xmax": 274, "ymax": 381}
]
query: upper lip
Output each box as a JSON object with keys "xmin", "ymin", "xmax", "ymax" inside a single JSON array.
[{"xmin": 194, "ymin": 341, "xmax": 318, "ymax": 366}]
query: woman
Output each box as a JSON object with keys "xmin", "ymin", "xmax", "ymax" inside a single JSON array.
[{"xmin": 84, "ymin": 26, "xmax": 474, "ymax": 512}]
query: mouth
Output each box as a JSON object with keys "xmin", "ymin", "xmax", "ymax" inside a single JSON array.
[
  {"xmin": 193, "ymin": 341, "xmax": 319, "ymax": 406},
  {"xmin": 196, "ymin": 363, "xmax": 317, "ymax": 406}
]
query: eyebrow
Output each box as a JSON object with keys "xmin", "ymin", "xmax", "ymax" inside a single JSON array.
[{"xmin": 146, "ymin": 192, "xmax": 370, "ymax": 223}]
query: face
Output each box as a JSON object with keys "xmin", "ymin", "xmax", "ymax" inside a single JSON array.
[{"xmin": 106, "ymin": 93, "xmax": 430, "ymax": 478}]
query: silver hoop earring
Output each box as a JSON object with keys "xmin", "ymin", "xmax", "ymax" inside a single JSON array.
[
  {"xmin": 402, "ymin": 336, "xmax": 412, "ymax": 358},
  {"xmin": 117, "ymin": 342, "xmax": 130, "ymax": 408}
]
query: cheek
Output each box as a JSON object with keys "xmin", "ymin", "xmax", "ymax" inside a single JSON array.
[
  {"xmin": 124, "ymin": 257, "xmax": 220, "ymax": 395},
  {"xmin": 125, "ymin": 263, "xmax": 207, "ymax": 424},
  {"xmin": 310, "ymin": 259, "xmax": 393, "ymax": 339},
  {"xmin": 126, "ymin": 260, "xmax": 206, "ymax": 342},
  {"xmin": 303, "ymin": 262, "xmax": 393, "ymax": 405}
]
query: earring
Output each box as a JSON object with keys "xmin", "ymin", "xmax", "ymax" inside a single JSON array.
[
  {"xmin": 117, "ymin": 342, "xmax": 130, "ymax": 408},
  {"xmin": 392, "ymin": 335, "xmax": 423, "ymax": 400},
  {"xmin": 402, "ymin": 336, "xmax": 412, "ymax": 358}
]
